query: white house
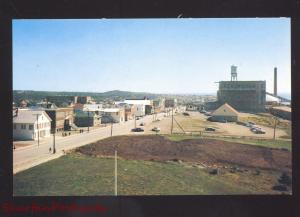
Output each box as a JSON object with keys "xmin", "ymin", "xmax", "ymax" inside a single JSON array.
[
  {"xmin": 118, "ymin": 99, "xmax": 152, "ymax": 117},
  {"xmin": 83, "ymin": 104, "xmax": 103, "ymax": 112},
  {"xmin": 100, "ymin": 108, "xmax": 125, "ymax": 123},
  {"xmin": 13, "ymin": 109, "xmax": 52, "ymax": 141}
]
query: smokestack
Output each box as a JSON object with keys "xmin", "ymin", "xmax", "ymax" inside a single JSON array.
[{"xmin": 274, "ymin": 67, "xmax": 277, "ymax": 97}]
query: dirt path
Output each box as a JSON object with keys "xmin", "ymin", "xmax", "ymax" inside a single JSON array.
[{"xmin": 76, "ymin": 135, "xmax": 291, "ymax": 172}]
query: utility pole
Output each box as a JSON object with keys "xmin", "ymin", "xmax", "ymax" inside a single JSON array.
[
  {"xmin": 114, "ymin": 150, "xmax": 118, "ymax": 196},
  {"xmin": 111, "ymin": 121, "xmax": 113, "ymax": 137},
  {"xmin": 273, "ymin": 116, "xmax": 278, "ymax": 140},
  {"xmin": 87, "ymin": 110, "xmax": 90, "ymax": 132},
  {"xmin": 53, "ymin": 133, "xmax": 56, "ymax": 154},
  {"xmin": 171, "ymin": 107, "xmax": 174, "ymax": 134}
]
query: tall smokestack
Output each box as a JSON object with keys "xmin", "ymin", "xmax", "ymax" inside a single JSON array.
[{"xmin": 274, "ymin": 67, "xmax": 277, "ymax": 97}]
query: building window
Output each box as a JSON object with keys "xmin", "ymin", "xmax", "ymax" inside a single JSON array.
[
  {"xmin": 13, "ymin": 124, "xmax": 16, "ymax": 129},
  {"xmin": 29, "ymin": 124, "xmax": 34, "ymax": 130},
  {"xmin": 21, "ymin": 124, "xmax": 26, "ymax": 129}
]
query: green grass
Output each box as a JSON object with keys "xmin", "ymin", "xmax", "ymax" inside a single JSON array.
[
  {"xmin": 13, "ymin": 153, "xmax": 280, "ymax": 196},
  {"xmin": 166, "ymin": 134, "xmax": 291, "ymax": 151}
]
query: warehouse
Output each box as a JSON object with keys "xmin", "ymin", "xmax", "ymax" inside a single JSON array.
[
  {"xmin": 211, "ymin": 103, "xmax": 239, "ymax": 122},
  {"xmin": 217, "ymin": 66, "xmax": 266, "ymax": 113}
]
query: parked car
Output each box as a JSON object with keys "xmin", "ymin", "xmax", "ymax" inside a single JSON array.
[
  {"xmin": 200, "ymin": 110, "xmax": 207, "ymax": 113},
  {"xmin": 247, "ymin": 121, "xmax": 256, "ymax": 127},
  {"xmin": 152, "ymin": 127, "xmax": 161, "ymax": 132},
  {"xmin": 183, "ymin": 112, "xmax": 190, "ymax": 116},
  {"xmin": 140, "ymin": 122, "xmax": 145, "ymax": 126},
  {"xmin": 205, "ymin": 127, "xmax": 216, "ymax": 132},
  {"xmin": 131, "ymin": 127, "xmax": 144, "ymax": 132},
  {"xmin": 236, "ymin": 121, "xmax": 247, "ymax": 126},
  {"xmin": 255, "ymin": 129, "xmax": 266, "ymax": 134},
  {"xmin": 136, "ymin": 117, "xmax": 140, "ymax": 120}
]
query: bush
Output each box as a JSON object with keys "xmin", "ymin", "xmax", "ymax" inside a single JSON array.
[
  {"xmin": 254, "ymin": 169, "xmax": 260, "ymax": 176},
  {"xmin": 210, "ymin": 169, "xmax": 219, "ymax": 175}
]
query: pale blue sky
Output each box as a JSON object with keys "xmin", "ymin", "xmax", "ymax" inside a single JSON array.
[{"xmin": 13, "ymin": 18, "xmax": 291, "ymax": 94}]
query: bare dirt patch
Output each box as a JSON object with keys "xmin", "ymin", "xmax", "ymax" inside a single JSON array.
[{"xmin": 75, "ymin": 135, "xmax": 291, "ymax": 172}]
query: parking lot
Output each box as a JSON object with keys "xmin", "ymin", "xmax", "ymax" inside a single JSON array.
[{"xmin": 141, "ymin": 111, "xmax": 289, "ymax": 139}]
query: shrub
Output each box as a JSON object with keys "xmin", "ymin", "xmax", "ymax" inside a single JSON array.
[{"xmin": 210, "ymin": 169, "xmax": 219, "ymax": 175}]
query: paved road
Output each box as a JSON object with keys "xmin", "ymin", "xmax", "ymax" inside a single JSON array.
[{"xmin": 13, "ymin": 113, "xmax": 166, "ymax": 173}]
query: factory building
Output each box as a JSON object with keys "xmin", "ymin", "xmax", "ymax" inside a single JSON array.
[{"xmin": 217, "ymin": 66, "xmax": 266, "ymax": 113}]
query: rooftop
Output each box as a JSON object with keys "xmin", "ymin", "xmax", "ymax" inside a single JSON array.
[{"xmin": 13, "ymin": 109, "xmax": 51, "ymax": 123}]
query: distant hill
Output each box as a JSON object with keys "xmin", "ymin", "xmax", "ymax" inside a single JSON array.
[{"xmin": 13, "ymin": 90, "xmax": 160, "ymax": 105}]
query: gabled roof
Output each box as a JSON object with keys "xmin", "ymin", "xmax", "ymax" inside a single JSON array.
[
  {"xmin": 211, "ymin": 103, "xmax": 239, "ymax": 116},
  {"xmin": 13, "ymin": 109, "xmax": 52, "ymax": 124}
]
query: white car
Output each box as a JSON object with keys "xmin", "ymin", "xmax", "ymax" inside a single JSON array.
[{"xmin": 152, "ymin": 127, "xmax": 161, "ymax": 132}]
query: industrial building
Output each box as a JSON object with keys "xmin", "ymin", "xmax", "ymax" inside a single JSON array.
[{"xmin": 217, "ymin": 66, "xmax": 266, "ymax": 113}]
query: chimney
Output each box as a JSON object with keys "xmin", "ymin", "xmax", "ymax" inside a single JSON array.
[{"xmin": 274, "ymin": 67, "xmax": 277, "ymax": 97}]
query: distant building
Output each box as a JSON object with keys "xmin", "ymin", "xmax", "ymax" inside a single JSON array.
[
  {"xmin": 153, "ymin": 98, "xmax": 165, "ymax": 113},
  {"xmin": 211, "ymin": 103, "xmax": 239, "ymax": 122},
  {"xmin": 217, "ymin": 80, "xmax": 266, "ymax": 112},
  {"xmin": 186, "ymin": 104, "xmax": 199, "ymax": 111},
  {"xmin": 74, "ymin": 110, "xmax": 101, "ymax": 127},
  {"xmin": 164, "ymin": 98, "xmax": 177, "ymax": 108},
  {"xmin": 13, "ymin": 109, "xmax": 52, "ymax": 140},
  {"xmin": 120, "ymin": 104, "xmax": 136, "ymax": 121},
  {"xmin": 100, "ymin": 108, "xmax": 125, "ymax": 123},
  {"xmin": 44, "ymin": 107, "xmax": 75, "ymax": 133},
  {"xmin": 76, "ymin": 96, "xmax": 95, "ymax": 104},
  {"xmin": 19, "ymin": 99, "xmax": 29, "ymax": 108},
  {"xmin": 83, "ymin": 104, "xmax": 103, "ymax": 112},
  {"xmin": 46, "ymin": 96, "xmax": 76, "ymax": 107},
  {"xmin": 117, "ymin": 99, "xmax": 152, "ymax": 117},
  {"xmin": 204, "ymin": 101, "xmax": 221, "ymax": 111},
  {"xmin": 217, "ymin": 67, "xmax": 266, "ymax": 112}
]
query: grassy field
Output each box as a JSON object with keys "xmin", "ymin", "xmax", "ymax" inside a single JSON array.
[
  {"xmin": 166, "ymin": 134, "xmax": 292, "ymax": 150},
  {"xmin": 13, "ymin": 153, "xmax": 283, "ymax": 196}
]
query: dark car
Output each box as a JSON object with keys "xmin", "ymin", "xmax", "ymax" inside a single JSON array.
[
  {"xmin": 131, "ymin": 127, "xmax": 144, "ymax": 132},
  {"xmin": 183, "ymin": 112, "xmax": 190, "ymax": 116},
  {"xmin": 205, "ymin": 127, "xmax": 216, "ymax": 132},
  {"xmin": 140, "ymin": 122, "xmax": 145, "ymax": 126}
]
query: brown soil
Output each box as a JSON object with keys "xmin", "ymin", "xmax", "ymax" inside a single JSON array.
[{"xmin": 75, "ymin": 135, "xmax": 291, "ymax": 172}]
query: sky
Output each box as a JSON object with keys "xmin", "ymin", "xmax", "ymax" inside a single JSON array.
[{"xmin": 13, "ymin": 18, "xmax": 291, "ymax": 95}]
